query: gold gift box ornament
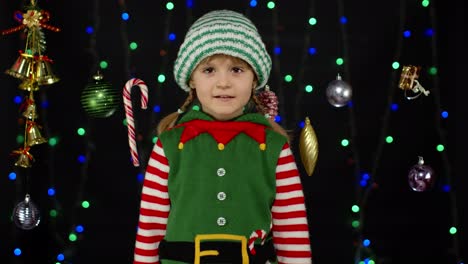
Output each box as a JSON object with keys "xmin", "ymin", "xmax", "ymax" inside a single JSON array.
[{"xmin": 398, "ymin": 65, "xmax": 430, "ymax": 100}]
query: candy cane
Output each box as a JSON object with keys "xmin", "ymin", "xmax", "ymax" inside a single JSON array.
[
  {"xmin": 123, "ymin": 78, "xmax": 148, "ymax": 167},
  {"xmin": 248, "ymin": 229, "xmax": 267, "ymax": 255}
]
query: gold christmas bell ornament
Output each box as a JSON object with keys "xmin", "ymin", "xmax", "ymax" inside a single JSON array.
[
  {"xmin": 26, "ymin": 121, "xmax": 47, "ymax": 146},
  {"xmin": 5, "ymin": 52, "xmax": 34, "ymax": 80},
  {"xmin": 299, "ymin": 117, "xmax": 319, "ymax": 176},
  {"xmin": 34, "ymin": 55, "xmax": 59, "ymax": 85},
  {"xmin": 15, "ymin": 153, "xmax": 33, "ymax": 168},
  {"xmin": 22, "ymin": 98, "xmax": 39, "ymax": 120},
  {"xmin": 12, "ymin": 148, "xmax": 34, "ymax": 168}
]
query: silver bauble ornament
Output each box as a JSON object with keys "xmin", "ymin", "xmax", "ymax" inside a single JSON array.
[
  {"xmin": 408, "ymin": 156, "xmax": 436, "ymax": 192},
  {"xmin": 326, "ymin": 74, "xmax": 352, "ymax": 107},
  {"xmin": 13, "ymin": 194, "xmax": 41, "ymax": 230}
]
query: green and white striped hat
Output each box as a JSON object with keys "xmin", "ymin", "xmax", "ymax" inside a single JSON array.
[{"xmin": 174, "ymin": 10, "xmax": 272, "ymax": 92}]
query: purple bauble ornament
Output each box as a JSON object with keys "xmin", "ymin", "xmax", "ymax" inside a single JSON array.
[
  {"xmin": 13, "ymin": 194, "xmax": 41, "ymax": 230},
  {"xmin": 408, "ymin": 156, "xmax": 436, "ymax": 192}
]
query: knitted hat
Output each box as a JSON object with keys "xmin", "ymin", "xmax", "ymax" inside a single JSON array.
[{"xmin": 174, "ymin": 10, "xmax": 272, "ymax": 92}]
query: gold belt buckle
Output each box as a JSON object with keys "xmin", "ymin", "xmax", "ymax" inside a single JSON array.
[{"xmin": 194, "ymin": 234, "xmax": 249, "ymax": 264}]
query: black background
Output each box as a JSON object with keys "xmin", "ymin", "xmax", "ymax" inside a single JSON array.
[{"xmin": 0, "ymin": 1, "xmax": 464, "ymax": 264}]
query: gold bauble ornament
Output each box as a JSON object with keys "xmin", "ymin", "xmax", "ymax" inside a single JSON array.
[{"xmin": 299, "ymin": 117, "xmax": 318, "ymax": 176}]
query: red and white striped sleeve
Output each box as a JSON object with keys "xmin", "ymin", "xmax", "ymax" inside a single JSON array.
[
  {"xmin": 134, "ymin": 139, "xmax": 170, "ymax": 264},
  {"xmin": 271, "ymin": 143, "xmax": 312, "ymax": 264}
]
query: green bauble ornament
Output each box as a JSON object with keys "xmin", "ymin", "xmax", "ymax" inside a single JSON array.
[{"xmin": 81, "ymin": 72, "xmax": 120, "ymax": 118}]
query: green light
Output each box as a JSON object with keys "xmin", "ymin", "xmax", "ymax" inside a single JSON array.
[
  {"xmin": 336, "ymin": 58, "xmax": 344, "ymax": 65},
  {"xmin": 368, "ymin": 260, "xmax": 375, "ymax": 264},
  {"xmin": 308, "ymin": 17, "xmax": 317, "ymax": 26},
  {"xmin": 77, "ymin": 128, "xmax": 86, "ymax": 136},
  {"xmin": 49, "ymin": 209, "xmax": 58, "ymax": 217},
  {"xmin": 123, "ymin": 118, "xmax": 128, "ymax": 126},
  {"xmin": 428, "ymin": 67, "xmax": 437, "ymax": 75},
  {"xmin": 436, "ymin": 144, "xmax": 444, "ymax": 152},
  {"xmin": 99, "ymin": 61, "xmax": 108, "ymax": 69},
  {"xmin": 359, "ymin": 261, "xmax": 365, "ymax": 264},
  {"xmin": 392, "ymin": 61, "xmax": 400, "ymax": 69},
  {"xmin": 449, "ymin": 227, "xmax": 457, "ymax": 235},
  {"xmin": 284, "ymin": 74, "xmax": 293, "ymax": 82},
  {"xmin": 166, "ymin": 2, "xmax": 174, "ymax": 10},
  {"xmin": 421, "ymin": 0, "xmax": 430, "ymax": 7},
  {"xmin": 129, "ymin": 42, "xmax": 138, "ymax": 50},
  {"xmin": 152, "ymin": 136, "xmax": 158, "ymax": 144},
  {"xmin": 16, "ymin": 134, "xmax": 25, "ymax": 144},
  {"xmin": 48, "ymin": 137, "xmax": 58, "ymax": 146},
  {"xmin": 351, "ymin": 205, "xmax": 360, "ymax": 213},
  {"xmin": 352, "ymin": 220, "xmax": 360, "ymax": 228},
  {"xmin": 385, "ymin": 136, "xmax": 393, "ymax": 143},
  {"xmin": 157, "ymin": 74, "xmax": 166, "ymax": 83},
  {"xmin": 305, "ymin": 85, "xmax": 313, "ymax": 93},
  {"xmin": 81, "ymin": 201, "xmax": 90, "ymax": 209},
  {"xmin": 267, "ymin": 1, "xmax": 275, "ymax": 9},
  {"xmin": 341, "ymin": 139, "xmax": 349, "ymax": 147},
  {"xmin": 192, "ymin": 105, "xmax": 200, "ymax": 111},
  {"xmin": 69, "ymin": 233, "xmax": 77, "ymax": 242}
]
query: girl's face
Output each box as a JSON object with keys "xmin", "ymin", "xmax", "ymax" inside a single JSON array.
[{"xmin": 189, "ymin": 54, "xmax": 256, "ymax": 121}]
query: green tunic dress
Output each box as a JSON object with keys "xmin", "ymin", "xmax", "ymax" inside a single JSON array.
[{"xmin": 158, "ymin": 110, "xmax": 287, "ymax": 264}]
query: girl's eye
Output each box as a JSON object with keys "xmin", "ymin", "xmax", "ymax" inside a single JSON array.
[
  {"xmin": 202, "ymin": 67, "xmax": 214, "ymax": 73},
  {"xmin": 232, "ymin": 67, "xmax": 243, "ymax": 73}
]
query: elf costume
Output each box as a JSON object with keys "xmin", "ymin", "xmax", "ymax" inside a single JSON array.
[{"xmin": 134, "ymin": 9, "xmax": 312, "ymax": 264}]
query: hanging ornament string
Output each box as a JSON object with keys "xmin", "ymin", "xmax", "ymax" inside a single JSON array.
[{"xmin": 123, "ymin": 78, "xmax": 148, "ymax": 167}]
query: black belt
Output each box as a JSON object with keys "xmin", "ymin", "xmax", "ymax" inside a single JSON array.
[{"xmin": 159, "ymin": 238, "xmax": 276, "ymax": 263}]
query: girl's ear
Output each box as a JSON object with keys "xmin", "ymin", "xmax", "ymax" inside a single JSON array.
[{"xmin": 189, "ymin": 80, "xmax": 195, "ymax": 89}]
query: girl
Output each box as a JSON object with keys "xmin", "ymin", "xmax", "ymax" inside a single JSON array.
[{"xmin": 133, "ymin": 9, "xmax": 312, "ymax": 264}]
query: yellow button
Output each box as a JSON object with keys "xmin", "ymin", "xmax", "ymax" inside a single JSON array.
[
  {"xmin": 178, "ymin": 142, "xmax": 184, "ymax": 149},
  {"xmin": 259, "ymin": 143, "xmax": 266, "ymax": 151},
  {"xmin": 218, "ymin": 143, "xmax": 225, "ymax": 150}
]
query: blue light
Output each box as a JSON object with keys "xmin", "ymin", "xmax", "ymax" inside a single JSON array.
[
  {"xmin": 15, "ymin": 13, "xmax": 23, "ymax": 20},
  {"xmin": 360, "ymin": 180, "xmax": 368, "ymax": 187},
  {"xmin": 14, "ymin": 95, "xmax": 22, "ymax": 104},
  {"xmin": 339, "ymin": 16, "xmax": 347, "ymax": 24},
  {"xmin": 121, "ymin": 12, "xmax": 130, "ymax": 21},
  {"xmin": 137, "ymin": 173, "xmax": 144, "ymax": 183},
  {"xmin": 41, "ymin": 100, "xmax": 49, "ymax": 109},
  {"xmin": 441, "ymin": 111, "xmax": 448, "ymax": 118},
  {"xmin": 14, "ymin": 248, "xmax": 22, "ymax": 256},
  {"xmin": 424, "ymin": 28, "xmax": 434, "ymax": 37},
  {"xmin": 363, "ymin": 239, "xmax": 371, "ymax": 247},
  {"xmin": 153, "ymin": 105, "xmax": 161, "ymax": 113},
  {"xmin": 274, "ymin": 46, "xmax": 281, "ymax": 55},
  {"xmin": 299, "ymin": 121, "xmax": 305, "ymax": 128},
  {"xmin": 77, "ymin": 155, "xmax": 86, "ymax": 163},
  {"xmin": 186, "ymin": 0, "xmax": 193, "ymax": 8},
  {"xmin": 57, "ymin": 253, "xmax": 65, "ymax": 261},
  {"xmin": 168, "ymin": 33, "xmax": 176, "ymax": 41},
  {"xmin": 403, "ymin": 30, "xmax": 411, "ymax": 38},
  {"xmin": 362, "ymin": 173, "xmax": 370, "ymax": 180},
  {"xmin": 275, "ymin": 115, "xmax": 281, "ymax": 123},
  {"xmin": 347, "ymin": 100, "xmax": 353, "ymax": 108},
  {"xmin": 308, "ymin": 47, "xmax": 317, "ymax": 55},
  {"xmin": 442, "ymin": 184, "xmax": 451, "ymax": 192},
  {"xmin": 391, "ymin": 103, "xmax": 399, "ymax": 111},
  {"xmin": 9, "ymin": 172, "xmax": 17, "ymax": 180},
  {"xmin": 48, "ymin": 188, "xmax": 56, "ymax": 196},
  {"xmin": 85, "ymin": 26, "xmax": 94, "ymax": 34},
  {"xmin": 250, "ymin": 0, "xmax": 258, "ymax": 7},
  {"xmin": 75, "ymin": 225, "xmax": 84, "ymax": 233}
]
